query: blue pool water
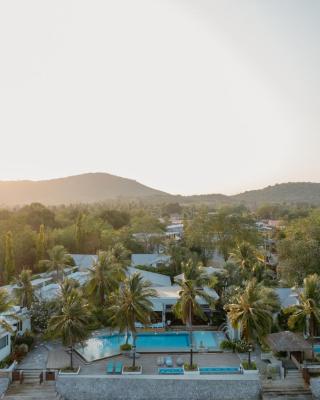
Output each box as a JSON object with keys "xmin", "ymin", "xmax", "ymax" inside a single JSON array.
[
  {"xmin": 76, "ymin": 331, "xmax": 226, "ymax": 362},
  {"xmin": 314, "ymin": 344, "xmax": 320, "ymax": 353}
]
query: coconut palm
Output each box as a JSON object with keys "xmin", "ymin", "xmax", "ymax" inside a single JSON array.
[
  {"xmin": 47, "ymin": 289, "xmax": 90, "ymax": 369},
  {"xmin": 40, "ymin": 245, "xmax": 69, "ymax": 281},
  {"xmin": 14, "ymin": 269, "xmax": 35, "ymax": 309},
  {"xmin": 224, "ymin": 279, "xmax": 279, "ymax": 346},
  {"xmin": 86, "ymin": 250, "xmax": 125, "ymax": 307},
  {"xmin": 230, "ymin": 242, "xmax": 259, "ymax": 273},
  {"xmin": 173, "ymin": 270, "xmax": 216, "ymax": 367},
  {"xmin": 288, "ymin": 274, "xmax": 320, "ymax": 338},
  {"xmin": 109, "ymin": 273, "xmax": 157, "ymax": 368}
]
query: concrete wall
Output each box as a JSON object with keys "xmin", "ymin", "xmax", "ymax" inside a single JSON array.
[
  {"xmin": 0, "ymin": 378, "xmax": 9, "ymax": 397},
  {"xmin": 57, "ymin": 375, "xmax": 261, "ymax": 400},
  {"xmin": 311, "ymin": 378, "xmax": 320, "ymax": 399}
]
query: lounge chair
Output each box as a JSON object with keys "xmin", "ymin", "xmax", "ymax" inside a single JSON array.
[
  {"xmin": 176, "ymin": 357, "xmax": 184, "ymax": 367},
  {"xmin": 159, "ymin": 367, "xmax": 184, "ymax": 375},
  {"xmin": 115, "ymin": 361, "xmax": 123, "ymax": 374},
  {"xmin": 106, "ymin": 361, "xmax": 114, "ymax": 374},
  {"xmin": 165, "ymin": 356, "xmax": 173, "ymax": 367},
  {"xmin": 157, "ymin": 357, "xmax": 165, "ymax": 366}
]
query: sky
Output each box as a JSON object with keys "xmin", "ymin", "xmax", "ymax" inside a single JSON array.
[{"xmin": 0, "ymin": 0, "xmax": 319, "ymax": 195}]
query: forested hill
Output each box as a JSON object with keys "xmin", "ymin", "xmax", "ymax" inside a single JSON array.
[
  {"xmin": 1, "ymin": 174, "xmax": 320, "ymax": 206},
  {"xmin": 231, "ymin": 182, "xmax": 320, "ymax": 206},
  {"xmin": 0, "ymin": 173, "xmax": 169, "ymax": 206}
]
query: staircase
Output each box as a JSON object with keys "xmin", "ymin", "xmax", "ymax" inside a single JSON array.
[
  {"xmin": 262, "ymin": 370, "xmax": 313, "ymax": 399},
  {"xmin": 2, "ymin": 382, "xmax": 62, "ymax": 400}
]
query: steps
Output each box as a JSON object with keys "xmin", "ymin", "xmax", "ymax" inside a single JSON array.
[
  {"xmin": 262, "ymin": 370, "xmax": 313, "ymax": 399},
  {"xmin": 3, "ymin": 382, "xmax": 60, "ymax": 400}
]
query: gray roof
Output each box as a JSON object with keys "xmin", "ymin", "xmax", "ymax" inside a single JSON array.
[
  {"xmin": 127, "ymin": 267, "xmax": 171, "ymax": 287},
  {"xmin": 70, "ymin": 254, "xmax": 98, "ymax": 269},
  {"xmin": 274, "ymin": 288, "xmax": 299, "ymax": 309},
  {"xmin": 131, "ymin": 254, "xmax": 171, "ymax": 267},
  {"xmin": 266, "ymin": 331, "xmax": 312, "ymax": 352}
]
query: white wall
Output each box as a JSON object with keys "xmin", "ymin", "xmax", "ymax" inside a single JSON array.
[{"xmin": 0, "ymin": 333, "xmax": 11, "ymax": 362}]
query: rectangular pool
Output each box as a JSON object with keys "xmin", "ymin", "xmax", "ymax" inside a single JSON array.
[{"xmin": 76, "ymin": 331, "xmax": 226, "ymax": 362}]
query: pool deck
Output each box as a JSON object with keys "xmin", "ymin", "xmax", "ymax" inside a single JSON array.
[{"xmin": 79, "ymin": 352, "xmax": 242, "ymax": 375}]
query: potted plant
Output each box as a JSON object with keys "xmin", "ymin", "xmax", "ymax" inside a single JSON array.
[
  {"xmin": 59, "ymin": 366, "xmax": 81, "ymax": 375},
  {"xmin": 241, "ymin": 360, "xmax": 259, "ymax": 375},
  {"xmin": 183, "ymin": 363, "xmax": 199, "ymax": 375},
  {"xmin": 120, "ymin": 343, "xmax": 132, "ymax": 356},
  {"xmin": 122, "ymin": 365, "xmax": 142, "ymax": 375}
]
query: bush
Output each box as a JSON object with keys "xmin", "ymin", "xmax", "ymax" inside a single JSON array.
[
  {"xmin": 184, "ymin": 363, "xmax": 198, "ymax": 371},
  {"xmin": 15, "ymin": 331, "xmax": 34, "ymax": 349},
  {"xmin": 220, "ymin": 339, "xmax": 251, "ymax": 353},
  {"xmin": 12, "ymin": 344, "xmax": 28, "ymax": 362},
  {"xmin": 120, "ymin": 343, "xmax": 132, "ymax": 351},
  {"xmin": 241, "ymin": 360, "xmax": 257, "ymax": 370}
]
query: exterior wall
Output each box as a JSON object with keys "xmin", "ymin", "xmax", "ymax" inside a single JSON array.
[
  {"xmin": 0, "ymin": 333, "xmax": 11, "ymax": 362},
  {"xmin": 56, "ymin": 375, "xmax": 261, "ymax": 400},
  {"xmin": 311, "ymin": 378, "xmax": 320, "ymax": 399}
]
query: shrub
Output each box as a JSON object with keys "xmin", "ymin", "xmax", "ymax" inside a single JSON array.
[
  {"xmin": 120, "ymin": 343, "xmax": 132, "ymax": 351},
  {"xmin": 15, "ymin": 331, "xmax": 34, "ymax": 349},
  {"xmin": 12, "ymin": 344, "xmax": 28, "ymax": 362},
  {"xmin": 241, "ymin": 360, "xmax": 257, "ymax": 370},
  {"xmin": 220, "ymin": 339, "xmax": 251, "ymax": 353},
  {"xmin": 184, "ymin": 363, "xmax": 198, "ymax": 371}
]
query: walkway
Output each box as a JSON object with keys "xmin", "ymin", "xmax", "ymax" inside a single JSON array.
[{"xmin": 3, "ymin": 382, "xmax": 62, "ymax": 400}]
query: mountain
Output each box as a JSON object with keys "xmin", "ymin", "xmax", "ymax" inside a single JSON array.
[
  {"xmin": 231, "ymin": 182, "xmax": 320, "ymax": 206},
  {"xmin": 0, "ymin": 173, "xmax": 170, "ymax": 206},
  {"xmin": 0, "ymin": 174, "xmax": 320, "ymax": 207}
]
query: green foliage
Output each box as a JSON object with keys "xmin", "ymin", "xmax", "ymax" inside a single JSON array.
[
  {"xmin": 120, "ymin": 343, "xmax": 132, "ymax": 351},
  {"xmin": 241, "ymin": 360, "xmax": 257, "ymax": 370},
  {"xmin": 220, "ymin": 339, "xmax": 250, "ymax": 353},
  {"xmin": 14, "ymin": 269, "xmax": 35, "ymax": 309},
  {"xmin": 36, "ymin": 224, "xmax": 46, "ymax": 264},
  {"xmin": 4, "ymin": 231, "xmax": 15, "ymax": 283},
  {"xmin": 15, "ymin": 331, "xmax": 34, "ymax": 349},
  {"xmin": 183, "ymin": 363, "xmax": 198, "ymax": 371}
]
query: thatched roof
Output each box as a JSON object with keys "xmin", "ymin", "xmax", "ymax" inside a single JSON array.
[{"xmin": 266, "ymin": 331, "xmax": 312, "ymax": 353}]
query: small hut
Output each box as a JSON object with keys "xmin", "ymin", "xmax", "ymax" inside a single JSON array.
[{"xmin": 266, "ymin": 331, "xmax": 312, "ymax": 364}]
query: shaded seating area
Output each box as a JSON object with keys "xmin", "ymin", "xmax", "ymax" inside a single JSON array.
[{"xmin": 266, "ymin": 331, "xmax": 313, "ymax": 365}]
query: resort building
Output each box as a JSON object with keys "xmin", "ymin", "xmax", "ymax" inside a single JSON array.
[
  {"xmin": 131, "ymin": 253, "xmax": 171, "ymax": 269},
  {"xmin": 69, "ymin": 254, "xmax": 98, "ymax": 271},
  {"xmin": 0, "ymin": 306, "xmax": 31, "ymax": 362}
]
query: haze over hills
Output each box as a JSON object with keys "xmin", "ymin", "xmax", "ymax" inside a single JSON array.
[{"xmin": 0, "ymin": 173, "xmax": 320, "ymax": 207}]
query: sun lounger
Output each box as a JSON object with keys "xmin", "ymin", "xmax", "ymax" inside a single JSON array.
[
  {"xmin": 115, "ymin": 361, "xmax": 123, "ymax": 374},
  {"xmin": 199, "ymin": 366, "xmax": 241, "ymax": 374},
  {"xmin": 159, "ymin": 368, "xmax": 184, "ymax": 375},
  {"xmin": 106, "ymin": 361, "xmax": 114, "ymax": 374},
  {"xmin": 164, "ymin": 356, "xmax": 173, "ymax": 367}
]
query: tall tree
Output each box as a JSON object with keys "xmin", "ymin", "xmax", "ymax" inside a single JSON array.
[
  {"xmin": 4, "ymin": 231, "xmax": 15, "ymax": 283},
  {"xmin": 109, "ymin": 273, "xmax": 157, "ymax": 368},
  {"xmin": 174, "ymin": 267, "xmax": 216, "ymax": 366},
  {"xmin": 75, "ymin": 213, "xmax": 85, "ymax": 252},
  {"xmin": 40, "ymin": 245, "xmax": 69, "ymax": 281},
  {"xmin": 36, "ymin": 224, "xmax": 46, "ymax": 264},
  {"xmin": 14, "ymin": 269, "xmax": 35, "ymax": 309},
  {"xmin": 224, "ymin": 279, "xmax": 280, "ymax": 344},
  {"xmin": 288, "ymin": 274, "xmax": 320, "ymax": 338},
  {"xmin": 47, "ymin": 289, "xmax": 90, "ymax": 369},
  {"xmin": 86, "ymin": 250, "xmax": 125, "ymax": 307}
]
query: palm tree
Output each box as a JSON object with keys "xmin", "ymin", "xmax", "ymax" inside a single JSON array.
[
  {"xmin": 231, "ymin": 242, "xmax": 259, "ymax": 273},
  {"xmin": 174, "ymin": 264, "xmax": 216, "ymax": 367},
  {"xmin": 109, "ymin": 273, "xmax": 157, "ymax": 369},
  {"xmin": 14, "ymin": 269, "xmax": 35, "ymax": 309},
  {"xmin": 224, "ymin": 279, "xmax": 279, "ymax": 365},
  {"xmin": 288, "ymin": 274, "xmax": 320, "ymax": 340},
  {"xmin": 40, "ymin": 245, "xmax": 69, "ymax": 281},
  {"xmin": 86, "ymin": 250, "xmax": 125, "ymax": 307},
  {"xmin": 47, "ymin": 289, "xmax": 90, "ymax": 369}
]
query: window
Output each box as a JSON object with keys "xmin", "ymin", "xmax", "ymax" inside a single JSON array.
[{"xmin": 0, "ymin": 335, "xmax": 8, "ymax": 350}]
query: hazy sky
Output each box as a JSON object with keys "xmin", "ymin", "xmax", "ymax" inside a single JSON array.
[{"xmin": 0, "ymin": 1, "xmax": 319, "ymax": 195}]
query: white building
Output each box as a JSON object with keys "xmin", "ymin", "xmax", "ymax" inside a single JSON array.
[
  {"xmin": 0, "ymin": 306, "xmax": 31, "ymax": 362},
  {"xmin": 131, "ymin": 254, "xmax": 171, "ymax": 269}
]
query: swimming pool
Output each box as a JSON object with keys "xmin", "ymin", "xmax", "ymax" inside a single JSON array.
[
  {"xmin": 314, "ymin": 344, "xmax": 320, "ymax": 353},
  {"xmin": 76, "ymin": 331, "xmax": 226, "ymax": 362}
]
